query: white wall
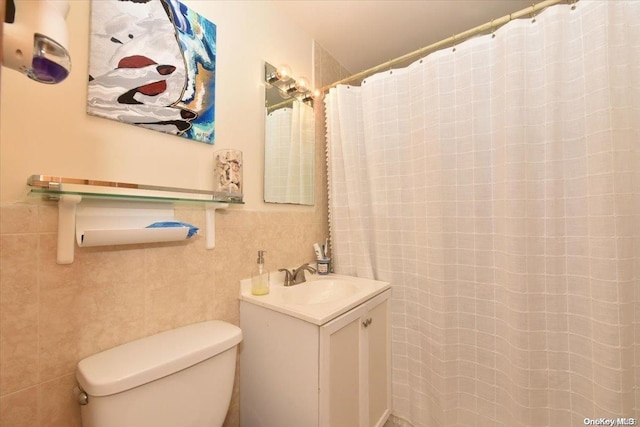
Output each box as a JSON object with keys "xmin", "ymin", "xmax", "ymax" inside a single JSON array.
[{"xmin": 0, "ymin": 0, "xmax": 314, "ymax": 208}]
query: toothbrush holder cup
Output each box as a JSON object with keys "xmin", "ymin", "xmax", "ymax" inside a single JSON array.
[{"xmin": 317, "ymin": 258, "xmax": 330, "ymax": 275}]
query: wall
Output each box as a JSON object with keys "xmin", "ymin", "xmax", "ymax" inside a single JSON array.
[
  {"xmin": 0, "ymin": 1, "xmax": 333, "ymax": 426},
  {"xmin": 0, "ymin": 0, "xmax": 312, "ymax": 206}
]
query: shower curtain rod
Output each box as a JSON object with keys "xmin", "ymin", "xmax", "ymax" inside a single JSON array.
[
  {"xmin": 266, "ymin": 98, "xmax": 295, "ymax": 113},
  {"xmin": 319, "ymin": 0, "xmax": 574, "ymax": 92}
]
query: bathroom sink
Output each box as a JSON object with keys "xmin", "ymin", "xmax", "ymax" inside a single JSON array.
[
  {"xmin": 280, "ymin": 279, "xmax": 360, "ymax": 305},
  {"xmin": 239, "ymin": 273, "xmax": 391, "ymax": 325}
]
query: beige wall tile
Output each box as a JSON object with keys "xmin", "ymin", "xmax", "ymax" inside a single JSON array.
[
  {"xmin": 39, "ymin": 282, "xmax": 146, "ymax": 381},
  {"xmin": 144, "ymin": 238, "xmax": 214, "ymax": 291},
  {"xmin": 0, "ymin": 204, "xmax": 39, "ymax": 235},
  {"xmin": 0, "ymin": 235, "xmax": 39, "ymax": 394},
  {"xmin": 38, "ymin": 204, "xmax": 58, "ymax": 233},
  {"xmin": 39, "ymin": 234, "xmax": 146, "ymax": 291},
  {"xmin": 0, "ymin": 387, "xmax": 39, "ymax": 427},
  {"xmin": 145, "ymin": 276, "xmax": 215, "ymax": 334},
  {"xmin": 38, "ymin": 375, "xmax": 82, "ymax": 427}
]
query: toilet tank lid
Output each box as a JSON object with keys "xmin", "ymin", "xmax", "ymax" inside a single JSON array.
[{"xmin": 76, "ymin": 321, "xmax": 242, "ymax": 397}]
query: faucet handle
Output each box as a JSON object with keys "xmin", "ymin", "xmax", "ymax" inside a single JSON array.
[
  {"xmin": 297, "ymin": 263, "xmax": 316, "ymax": 275},
  {"xmin": 278, "ymin": 268, "xmax": 293, "ymax": 286},
  {"xmin": 291, "ymin": 263, "xmax": 316, "ymax": 285}
]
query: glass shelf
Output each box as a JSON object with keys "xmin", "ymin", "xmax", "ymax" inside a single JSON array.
[
  {"xmin": 27, "ymin": 175, "xmax": 244, "ymax": 205},
  {"xmin": 28, "ymin": 187, "xmax": 244, "ymax": 205}
]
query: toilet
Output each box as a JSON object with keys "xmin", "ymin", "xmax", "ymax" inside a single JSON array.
[{"xmin": 75, "ymin": 320, "xmax": 242, "ymax": 427}]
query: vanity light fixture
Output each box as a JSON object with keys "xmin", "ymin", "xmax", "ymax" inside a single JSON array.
[{"xmin": 265, "ymin": 61, "xmax": 320, "ymax": 106}]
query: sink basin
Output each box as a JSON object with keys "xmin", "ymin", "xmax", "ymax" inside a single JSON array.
[
  {"xmin": 280, "ymin": 279, "xmax": 359, "ymax": 305},
  {"xmin": 240, "ymin": 273, "xmax": 391, "ymax": 325}
]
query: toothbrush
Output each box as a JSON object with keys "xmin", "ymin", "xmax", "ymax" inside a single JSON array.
[{"xmin": 313, "ymin": 243, "xmax": 324, "ymax": 260}]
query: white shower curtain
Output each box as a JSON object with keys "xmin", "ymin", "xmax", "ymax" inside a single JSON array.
[
  {"xmin": 325, "ymin": 2, "xmax": 639, "ymax": 426},
  {"xmin": 265, "ymin": 106, "xmax": 293, "ymax": 203}
]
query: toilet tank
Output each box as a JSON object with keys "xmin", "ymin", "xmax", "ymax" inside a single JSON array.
[{"xmin": 76, "ymin": 321, "xmax": 242, "ymax": 427}]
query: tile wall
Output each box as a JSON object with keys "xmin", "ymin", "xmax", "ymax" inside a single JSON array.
[{"xmin": 0, "ymin": 203, "xmax": 327, "ymax": 426}]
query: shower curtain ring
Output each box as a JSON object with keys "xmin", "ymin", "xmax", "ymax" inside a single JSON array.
[
  {"xmin": 418, "ymin": 46, "xmax": 427, "ymax": 64},
  {"xmin": 530, "ymin": 3, "xmax": 537, "ymax": 23},
  {"xmin": 452, "ymin": 34, "xmax": 457, "ymax": 52},
  {"xmin": 491, "ymin": 19, "xmax": 496, "ymax": 38}
]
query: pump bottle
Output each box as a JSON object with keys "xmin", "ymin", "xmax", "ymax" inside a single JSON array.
[{"xmin": 251, "ymin": 250, "xmax": 270, "ymax": 295}]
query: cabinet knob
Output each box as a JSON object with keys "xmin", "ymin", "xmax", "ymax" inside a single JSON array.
[{"xmin": 362, "ymin": 318, "xmax": 372, "ymax": 327}]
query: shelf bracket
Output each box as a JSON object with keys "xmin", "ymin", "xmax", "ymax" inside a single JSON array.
[
  {"xmin": 57, "ymin": 195, "xmax": 82, "ymax": 264},
  {"xmin": 205, "ymin": 203, "xmax": 229, "ymax": 249}
]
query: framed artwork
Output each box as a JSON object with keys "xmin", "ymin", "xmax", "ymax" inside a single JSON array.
[{"xmin": 87, "ymin": 0, "xmax": 217, "ymax": 144}]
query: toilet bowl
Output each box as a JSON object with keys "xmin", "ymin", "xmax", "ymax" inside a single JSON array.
[{"xmin": 75, "ymin": 321, "xmax": 242, "ymax": 427}]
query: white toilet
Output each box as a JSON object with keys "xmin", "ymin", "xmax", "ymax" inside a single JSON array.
[{"xmin": 75, "ymin": 321, "xmax": 242, "ymax": 427}]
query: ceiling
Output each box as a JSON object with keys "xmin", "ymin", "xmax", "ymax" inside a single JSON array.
[{"xmin": 270, "ymin": 0, "xmax": 537, "ymax": 75}]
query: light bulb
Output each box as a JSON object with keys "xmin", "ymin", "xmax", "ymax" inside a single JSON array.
[
  {"xmin": 296, "ymin": 76, "xmax": 310, "ymax": 92},
  {"xmin": 276, "ymin": 64, "xmax": 292, "ymax": 82}
]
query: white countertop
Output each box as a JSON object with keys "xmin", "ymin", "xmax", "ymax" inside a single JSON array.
[{"xmin": 239, "ymin": 273, "xmax": 391, "ymax": 325}]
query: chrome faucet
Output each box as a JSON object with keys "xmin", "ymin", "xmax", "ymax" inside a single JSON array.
[{"xmin": 278, "ymin": 263, "xmax": 317, "ymax": 286}]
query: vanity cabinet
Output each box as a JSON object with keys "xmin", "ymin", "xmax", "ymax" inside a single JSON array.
[{"xmin": 240, "ymin": 289, "xmax": 391, "ymax": 427}]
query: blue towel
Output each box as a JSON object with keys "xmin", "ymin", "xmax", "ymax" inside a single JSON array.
[{"xmin": 146, "ymin": 221, "xmax": 199, "ymax": 238}]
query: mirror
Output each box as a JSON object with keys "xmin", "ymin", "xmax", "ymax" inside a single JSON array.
[{"xmin": 264, "ymin": 62, "xmax": 315, "ymax": 205}]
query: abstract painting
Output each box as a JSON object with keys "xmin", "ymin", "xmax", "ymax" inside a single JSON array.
[{"xmin": 87, "ymin": 0, "xmax": 217, "ymax": 144}]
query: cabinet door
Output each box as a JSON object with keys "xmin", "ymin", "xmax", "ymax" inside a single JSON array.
[
  {"xmin": 319, "ymin": 304, "xmax": 366, "ymax": 427},
  {"xmin": 364, "ymin": 291, "xmax": 391, "ymax": 427},
  {"xmin": 319, "ymin": 289, "xmax": 391, "ymax": 427}
]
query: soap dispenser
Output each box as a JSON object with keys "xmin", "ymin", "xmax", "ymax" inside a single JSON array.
[{"xmin": 251, "ymin": 250, "xmax": 270, "ymax": 295}]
